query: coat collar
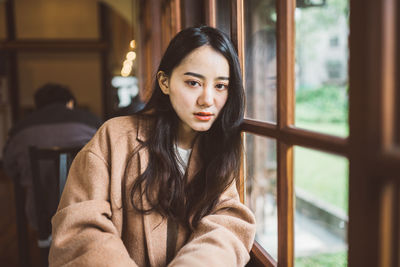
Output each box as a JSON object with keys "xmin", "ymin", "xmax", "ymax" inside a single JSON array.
[{"xmin": 135, "ymin": 115, "xmax": 151, "ymax": 143}]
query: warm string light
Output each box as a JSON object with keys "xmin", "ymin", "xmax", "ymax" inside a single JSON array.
[
  {"xmin": 121, "ymin": 41, "xmax": 136, "ymax": 77},
  {"xmin": 130, "ymin": 40, "xmax": 136, "ymax": 49}
]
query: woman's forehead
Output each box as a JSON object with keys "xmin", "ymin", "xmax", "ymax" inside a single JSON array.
[{"xmin": 174, "ymin": 46, "xmax": 230, "ymax": 78}]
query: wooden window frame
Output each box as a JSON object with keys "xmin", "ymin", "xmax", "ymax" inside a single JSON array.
[{"xmin": 206, "ymin": 0, "xmax": 400, "ymax": 266}]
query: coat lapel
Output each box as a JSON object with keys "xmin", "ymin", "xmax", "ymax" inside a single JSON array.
[
  {"xmin": 136, "ymin": 117, "xmax": 167, "ymax": 267},
  {"xmin": 186, "ymin": 137, "xmax": 201, "ymax": 183}
]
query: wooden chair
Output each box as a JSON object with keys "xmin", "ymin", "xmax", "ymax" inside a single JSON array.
[
  {"xmin": 13, "ymin": 176, "xmax": 30, "ymax": 267},
  {"xmin": 28, "ymin": 146, "xmax": 81, "ymax": 267}
]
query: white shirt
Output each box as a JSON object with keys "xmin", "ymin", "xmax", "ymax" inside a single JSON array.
[{"xmin": 175, "ymin": 145, "xmax": 192, "ymax": 174}]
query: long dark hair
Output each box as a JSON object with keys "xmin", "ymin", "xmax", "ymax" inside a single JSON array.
[{"xmin": 130, "ymin": 26, "xmax": 245, "ymax": 230}]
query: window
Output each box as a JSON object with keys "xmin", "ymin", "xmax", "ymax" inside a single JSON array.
[
  {"xmin": 142, "ymin": 0, "xmax": 400, "ymax": 265},
  {"xmin": 295, "ymin": 0, "xmax": 349, "ymax": 137},
  {"xmin": 244, "ymin": 0, "xmax": 277, "ymax": 123},
  {"xmin": 209, "ymin": 0, "xmax": 400, "ymax": 266},
  {"xmin": 294, "ymin": 147, "xmax": 348, "ymax": 265},
  {"xmin": 245, "ymin": 134, "xmax": 278, "ymax": 259}
]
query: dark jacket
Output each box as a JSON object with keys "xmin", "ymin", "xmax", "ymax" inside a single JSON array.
[{"xmin": 3, "ymin": 103, "xmax": 102, "ymax": 229}]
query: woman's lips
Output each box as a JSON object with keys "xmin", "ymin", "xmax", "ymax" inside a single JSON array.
[{"xmin": 194, "ymin": 112, "xmax": 214, "ymax": 121}]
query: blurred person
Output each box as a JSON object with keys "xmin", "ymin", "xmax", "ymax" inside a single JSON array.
[{"xmin": 3, "ymin": 83, "xmax": 102, "ymax": 231}]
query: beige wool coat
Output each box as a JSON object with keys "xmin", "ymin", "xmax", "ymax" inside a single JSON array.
[{"xmin": 49, "ymin": 115, "xmax": 256, "ymax": 267}]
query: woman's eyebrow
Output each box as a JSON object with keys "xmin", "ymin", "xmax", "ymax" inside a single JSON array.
[
  {"xmin": 184, "ymin": 72, "xmax": 205, "ymax": 79},
  {"xmin": 184, "ymin": 72, "xmax": 229, "ymax": 81}
]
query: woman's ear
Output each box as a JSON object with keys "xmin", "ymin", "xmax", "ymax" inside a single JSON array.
[{"xmin": 157, "ymin": 71, "xmax": 170, "ymax": 95}]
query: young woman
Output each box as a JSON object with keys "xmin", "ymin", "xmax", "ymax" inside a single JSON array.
[{"xmin": 49, "ymin": 26, "xmax": 256, "ymax": 267}]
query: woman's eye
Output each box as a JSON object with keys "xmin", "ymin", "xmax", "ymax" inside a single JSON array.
[
  {"xmin": 186, "ymin": 81, "xmax": 200, "ymax": 87},
  {"xmin": 216, "ymin": 84, "xmax": 228, "ymax": 90}
]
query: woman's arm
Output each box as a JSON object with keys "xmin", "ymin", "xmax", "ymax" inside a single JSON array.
[
  {"xmin": 49, "ymin": 150, "xmax": 138, "ymax": 267},
  {"xmin": 168, "ymin": 181, "xmax": 256, "ymax": 267}
]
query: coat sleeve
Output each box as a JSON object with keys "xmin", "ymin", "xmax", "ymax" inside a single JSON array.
[
  {"xmin": 168, "ymin": 181, "xmax": 256, "ymax": 267},
  {"xmin": 49, "ymin": 149, "xmax": 138, "ymax": 267}
]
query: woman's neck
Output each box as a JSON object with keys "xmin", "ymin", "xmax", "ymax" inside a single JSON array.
[{"xmin": 177, "ymin": 123, "xmax": 197, "ymax": 149}]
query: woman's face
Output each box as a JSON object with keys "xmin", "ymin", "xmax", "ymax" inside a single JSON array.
[{"xmin": 158, "ymin": 45, "xmax": 229, "ymax": 139}]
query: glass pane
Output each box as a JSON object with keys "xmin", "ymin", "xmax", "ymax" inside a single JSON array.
[
  {"xmin": 216, "ymin": 0, "xmax": 231, "ymax": 36},
  {"xmin": 245, "ymin": 133, "xmax": 277, "ymax": 260},
  {"xmin": 295, "ymin": 0, "xmax": 349, "ymax": 137},
  {"xmin": 294, "ymin": 146, "xmax": 348, "ymax": 266},
  {"xmin": 244, "ymin": 0, "xmax": 277, "ymax": 123},
  {"xmin": 15, "ymin": 0, "xmax": 99, "ymax": 39}
]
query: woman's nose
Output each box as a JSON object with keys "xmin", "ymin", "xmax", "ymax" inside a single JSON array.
[{"xmin": 197, "ymin": 87, "xmax": 213, "ymax": 107}]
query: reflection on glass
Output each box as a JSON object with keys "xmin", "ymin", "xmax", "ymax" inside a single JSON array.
[
  {"xmin": 294, "ymin": 146, "xmax": 348, "ymax": 266},
  {"xmin": 295, "ymin": 0, "xmax": 349, "ymax": 137},
  {"xmin": 244, "ymin": 0, "xmax": 277, "ymax": 122},
  {"xmin": 216, "ymin": 0, "xmax": 231, "ymax": 36},
  {"xmin": 245, "ymin": 133, "xmax": 277, "ymax": 259}
]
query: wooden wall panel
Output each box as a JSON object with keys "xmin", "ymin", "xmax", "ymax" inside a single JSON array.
[
  {"xmin": 181, "ymin": 0, "xmax": 205, "ymax": 28},
  {"xmin": 138, "ymin": 0, "xmax": 162, "ymax": 101},
  {"xmin": 0, "ymin": 3, "xmax": 6, "ymax": 40},
  {"xmin": 17, "ymin": 52, "xmax": 103, "ymax": 117},
  {"xmin": 14, "ymin": 0, "xmax": 99, "ymax": 39}
]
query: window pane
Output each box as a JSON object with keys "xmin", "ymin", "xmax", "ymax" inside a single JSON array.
[
  {"xmin": 294, "ymin": 146, "xmax": 348, "ymax": 266},
  {"xmin": 295, "ymin": 0, "xmax": 349, "ymax": 137},
  {"xmin": 216, "ymin": 0, "xmax": 231, "ymax": 36},
  {"xmin": 245, "ymin": 133, "xmax": 277, "ymax": 260},
  {"xmin": 244, "ymin": 0, "xmax": 277, "ymax": 123}
]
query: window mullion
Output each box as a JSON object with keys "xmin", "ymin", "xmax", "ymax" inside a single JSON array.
[
  {"xmin": 205, "ymin": 0, "xmax": 216, "ymax": 27},
  {"xmin": 276, "ymin": 0, "xmax": 295, "ymax": 266},
  {"xmin": 172, "ymin": 0, "xmax": 182, "ymax": 33},
  {"xmin": 381, "ymin": 0, "xmax": 397, "ymax": 150},
  {"xmin": 230, "ymin": 0, "xmax": 245, "ymax": 78},
  {"xmin": 277, "ymin": 0, "xmax": 295, "ymax": 130},
  {"xmin": 277, "ymin": 142, "xmax": 294, "ymax": 267},
  {"xmin": 230, "ymin": 0, "xmax": 246, "ymax": 204}
]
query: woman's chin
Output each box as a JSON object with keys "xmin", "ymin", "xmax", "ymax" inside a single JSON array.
[{"xmin": 191, "ymin": 123, "xmax": 212, "ymax": 132}]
